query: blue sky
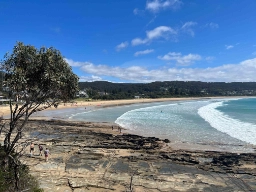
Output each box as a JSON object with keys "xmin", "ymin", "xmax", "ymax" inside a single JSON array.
[{"xmin": 0, "ymin": 0, "xmax": 256, "ymax": 83}]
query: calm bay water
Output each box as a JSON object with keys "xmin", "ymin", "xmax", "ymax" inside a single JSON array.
[{"xmin": 35, "ymin": 98, "xmax": 256, "ymax": 152}]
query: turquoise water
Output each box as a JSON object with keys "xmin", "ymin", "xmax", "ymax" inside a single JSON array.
[
  {"xmin": 116, "ymin": 99, "xmax": 247, "ymax": 145},
  {"xmin": 35, "ymin": 98, "xmax": 256, "ymax": 151},
  {"xmin": 198, "ymin": 98, "xmax": 256, "ymax": 145},
  {"xmin": 218, "ymin": 98, "xmax": 256, "ymax": 124}
]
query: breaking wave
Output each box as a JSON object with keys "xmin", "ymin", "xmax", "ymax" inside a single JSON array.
[{"xmin": 198, "ymin": 102, "xmax": 256, "ymax": 145}]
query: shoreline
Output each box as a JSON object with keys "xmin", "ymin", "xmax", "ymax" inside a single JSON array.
[
  {"xmin": 0, "ymin": 96, "xmax": 250, "ymax": 117},
  {"xmin": 2, "ymin": 96, "xmax": 256, "ymax": 153}
]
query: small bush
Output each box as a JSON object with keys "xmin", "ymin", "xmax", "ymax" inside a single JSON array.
[{"xmin": 0, "ymin": 147, "xmax": 43, "ymax": 192}]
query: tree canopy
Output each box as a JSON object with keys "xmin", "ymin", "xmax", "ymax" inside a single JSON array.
[
  {"xmin": 2, "ymin": 42, "xmax": 78, "ymax": 104},
  {"xmin": 79, "ymin": 81, "xmax": 256, "ymax": 100}
]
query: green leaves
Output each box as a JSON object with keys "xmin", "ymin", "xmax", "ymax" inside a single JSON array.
[{"xmin": 1, "ymin": 42, "xmax": 79, "ymax": 104}]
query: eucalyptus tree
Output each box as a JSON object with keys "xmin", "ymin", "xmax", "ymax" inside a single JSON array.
[
  {"xmin": 0, "ymin": 71, "xmax": 4, "ymax": 91},
  {"xmin": 0, "ymin": 42, "xmax": 78, "ymax": 190}
]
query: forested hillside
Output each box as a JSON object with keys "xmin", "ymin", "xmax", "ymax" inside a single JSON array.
[{"xmin": 79, "ymin": 81, "xmax": 256, "ymax": 100}]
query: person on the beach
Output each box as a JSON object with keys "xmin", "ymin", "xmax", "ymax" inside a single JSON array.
[
  {"xmin": 38, "ymin": 144, "xmax": 43, "ymax": 156},
  {"xmin": 30, "ymin": 142, "xmax": 34, "ymax": 156},
  {"xmin": 44, "ymin": 148, "xmax": 50, "ymax": 162},
  {"xmin": 112, "ymin": 125, "xmax": 114, "ymax": 130}
]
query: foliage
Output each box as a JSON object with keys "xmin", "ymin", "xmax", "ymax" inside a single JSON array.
[
  {"xmin": 79, "ymin": 81, "xmax": 256, "ymax": 100},
  {"xmin": 2, "ymin": 42, "xmax": 78, "ymax": 104},
  {"xmin": 0, "ymin": 147, "xmax": 43, "ymax": 192},
  {"xmin": 0, "ymin": 71, "xmax": 4, "ymax": 92}
]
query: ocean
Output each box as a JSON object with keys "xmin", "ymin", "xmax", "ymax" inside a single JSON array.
[{"xmin": 35, "ymin": 97, "xmax": 256, "ymax": 152}]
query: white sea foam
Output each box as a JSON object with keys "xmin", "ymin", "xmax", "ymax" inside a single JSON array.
[
  {"xmin": 68, "ymin": 110, "xmax": 95, "ymax": 119},
  {"xmin": 115, "ymin": 103, "xmax": 182, "ymax": 137},
  {"xmin": 198, "ymin": 101, "xmax": 256, "ymax": 145}
]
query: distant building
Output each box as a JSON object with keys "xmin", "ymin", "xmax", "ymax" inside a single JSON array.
[
  {"xmin": 77, "ymin": 90, "xmax": 89, "ymax": 98},
  {"xmin": 98, "ymin": 92, "xmax": 108, "ymax": 96},
  {"xmin": 134, "ymin": 96, "xmax": 140, "ymax": 99},
  {"xmin": 0, "ymin": 95, "xmax": 10, "ymax": 105}
]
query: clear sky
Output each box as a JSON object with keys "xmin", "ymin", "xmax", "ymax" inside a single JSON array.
[{"xmin": 0, "ymin": 0, "xmax": 256, "ymax": 83}]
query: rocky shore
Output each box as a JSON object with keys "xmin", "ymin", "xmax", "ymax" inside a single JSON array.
[{"xmin": 18, "ymin": 120, "xmax": 256, "ymax": 192}]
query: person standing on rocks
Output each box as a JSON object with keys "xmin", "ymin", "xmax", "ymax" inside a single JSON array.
[
  {"xmin": 30, "ymin": 142, "xmax": 34, "ymax": 156},
  {"xmin": 44, "ymin": 148, "xmax": 50, "ymax": 162},
  {"xmin": 38, "ymin": 144, "xmax": 43, "ymax": 156}
]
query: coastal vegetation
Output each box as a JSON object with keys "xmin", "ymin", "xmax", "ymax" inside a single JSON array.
[
  {"xmin": 0, "ymin": 42, "xmax": 78, "ymax": 191},
  {"xmin": 0, "ymin": 146, "xmax": 43, "ymax": 192},
  {"xmin": 79, "ymin": 81, "xmax": 256, "ymax": 100},
  {"xmin": 2, "ymin": 71, "xmax": 256, "ymax": 101}
]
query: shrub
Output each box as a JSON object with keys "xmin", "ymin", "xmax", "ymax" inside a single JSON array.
[{"xmin": 0, "ymin": 147, "xmax": 43, "ymax": 192}]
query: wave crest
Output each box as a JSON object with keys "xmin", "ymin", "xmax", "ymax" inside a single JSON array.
[{"xmin": 198, "ymin": 102, "xmax": 256, "ymax": 145}]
